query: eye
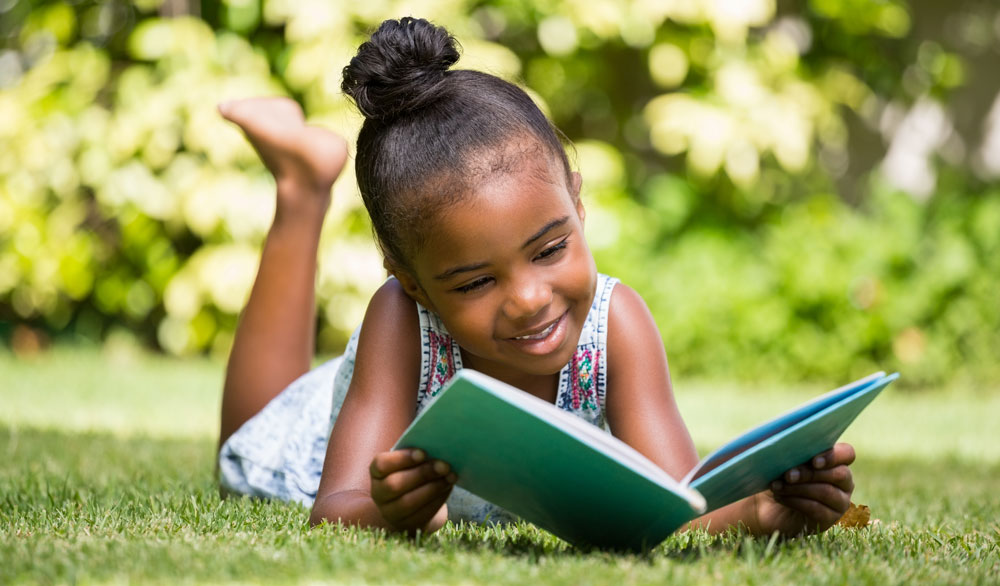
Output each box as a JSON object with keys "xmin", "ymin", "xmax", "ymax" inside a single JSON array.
[
  {"xmin": 535, "ymin": 239, "xmax": 568, "ymax": 261},
  {"xmin": 455, "ymin": 276, "xmax": 493, "ymax": 294}
]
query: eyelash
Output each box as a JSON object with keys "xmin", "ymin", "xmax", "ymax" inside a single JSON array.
[
  {"xmin": 453, "ymin": 239, "xmax": 570, "ymax": 294},
  {"xmin": 455, "ymin": 277, "xmax": 492, "ymax": 294},
  {"xmin": 536, "ymin": 239, "xmax": 568, "ymax": 260}
]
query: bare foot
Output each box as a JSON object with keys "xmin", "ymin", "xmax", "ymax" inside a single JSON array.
[{"xmin": 219, "ymin": 97, "xmax": 349, "ymax": 208}]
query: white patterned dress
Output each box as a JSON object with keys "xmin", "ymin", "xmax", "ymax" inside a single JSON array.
[{"xmin": 218, "ymin": 273, "xmax": 619, "ymax": 523}]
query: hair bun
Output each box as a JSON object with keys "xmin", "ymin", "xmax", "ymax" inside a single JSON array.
[{"xmin": 342, "ymin": 17, "xmax": 460, "ymax": 121}]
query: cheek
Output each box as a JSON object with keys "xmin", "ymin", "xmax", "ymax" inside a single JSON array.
[
  {"xmin": 565, "ymin": 248, "xmax": 597, "ymax": 296},
  {"xmin": 443, "ymin": 300, "xmax": 496, "ymax": 339}
]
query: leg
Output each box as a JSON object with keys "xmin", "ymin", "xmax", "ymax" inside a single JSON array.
[{"xmin": 217, "ymin": 98, "xmax": 349, "ymax": 447}]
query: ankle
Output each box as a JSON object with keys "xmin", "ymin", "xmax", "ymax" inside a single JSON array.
[
  {"xmin": 273, "ymin": 194, "xmax": 330, "ymax": 231},
  {"xmin": 275, "ymin": 179, "xmax": 331, "ymax": 213}
]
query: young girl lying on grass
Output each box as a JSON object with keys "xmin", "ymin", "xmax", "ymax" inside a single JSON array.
[{"xmin": 217, "ymin": 16, "xmax": 856, "ymax": 538}]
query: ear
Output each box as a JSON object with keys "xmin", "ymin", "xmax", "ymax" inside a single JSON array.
[
  {"xmin": 392, "ymin": 268, "xmax": 435, "ymax": 311},
  {"xmin": 569, "ymin": 171, "xmax": 586, "ymax": 224}
]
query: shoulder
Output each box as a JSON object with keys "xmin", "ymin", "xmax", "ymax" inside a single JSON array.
[
  {"xmin": 352, "ymin": 278, "xmax": 422, "ymax": 393},
  {"xmin": 606, "ymin": 282, "xmax": 665, "ymax": 377},
  {"xmin": 368, "ymin": 277, "xmax": 419, "ymax": 322},
  {"xmin": 360, "ymin": 277, "xmax": 420, "ymax": 348},
  {"xmin": 608, "ymin": 282, "xmax": 657, "ymax": 339}
]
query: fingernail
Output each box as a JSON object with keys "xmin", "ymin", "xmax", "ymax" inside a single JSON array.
[
  {"xmin": 433, "ymin": 460, "xmax": 449, "ymax": 475},
  {"xmin": 814, "ymin": 456, "xmax": 826, "ymax": 468},
  {"xmin": 411, "ymin": 449, "xmax": 425, "ymax": 463},
  {"xmin": 787, "ymin": 468, "xmax": 800, "ymax": 483}
]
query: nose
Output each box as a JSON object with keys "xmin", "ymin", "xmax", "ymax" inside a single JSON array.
[{"xmin": 503, "ymin": 275, "xmax": 552, "ymax": 320}]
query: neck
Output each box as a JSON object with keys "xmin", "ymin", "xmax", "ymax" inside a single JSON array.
[{"xmin": 460, "ymin": 349, "xmax": 560, "ymax": 404}]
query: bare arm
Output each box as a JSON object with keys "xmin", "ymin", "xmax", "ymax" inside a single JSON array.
[
  {"xmin": 309, "ymin": 279, "xmax": 454, "ymax": 533},
  {"xmin": 604, "ymin": 283, "xmax": 854, "ymax": 536},
  {"xmin": 605, "ymin": 284, "xmax": 699, "ymax": 479}
]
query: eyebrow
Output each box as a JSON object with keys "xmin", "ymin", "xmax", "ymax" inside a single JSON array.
[
  {"xmin": 522, "ymin": 216, "xmax": 570, "ymax": 250},
  {"xmin": 433, "ymin": 215, "xmax": 571, "ymax": 281},
  {"xmin": 434, "ymin": 261, "xmax": 490, "ymax": 281}
]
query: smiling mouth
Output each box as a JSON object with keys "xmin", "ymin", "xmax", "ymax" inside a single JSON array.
[
  {"xmin": 508, "ymin": 310, "xmax": 568, "ymax": 342},
  {"xmin": 504, "ymin": 311, "xmax": 570, "ymax": 358},
  {"xmin": 511, "ymin": 320, "xmax": 558, "ymax": 341}
]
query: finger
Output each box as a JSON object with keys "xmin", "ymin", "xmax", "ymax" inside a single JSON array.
[
  {"xmin": 810, "ymin": 443, "xmax": 856, "ymax": 470},
  {"xmin": 369, "ymin": 449, "xmax": 427, "ymax": 480},
  {"xmin": 770, "ymin": 482, "xmax": 852, "ymax": 514},
  {"xmin": 778, "ymin": 464, "xmax": 854, "ymax": 491},
  {"xmin": 771, "ymin": 495, "xmax": 844, "ymax": 530},
  {"xmin": 378, "ymin": 476, "xmax": 455, "ymax": 527},
  {"xmin": 827, "ymin": 442, "xmax": 856, "ymax": 466},
  {"xmin": 371, "ymin": 459, "xmax": 452, "ymax": 503},
  {"xmin": 393, "ymin": 487, "xmax": 453, "ymax": 532}
]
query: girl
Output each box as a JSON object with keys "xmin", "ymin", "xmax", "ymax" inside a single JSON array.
[{"xmin": 217, "ymin": 17, "xmax": 856, "ymax": 538}]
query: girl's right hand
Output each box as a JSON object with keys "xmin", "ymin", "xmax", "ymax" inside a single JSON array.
[{"xmin": 369, "ymin": 449, "xmax": 456, "ymax": 533}]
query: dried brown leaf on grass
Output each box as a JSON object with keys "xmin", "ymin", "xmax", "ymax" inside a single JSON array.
[{"xmin": 836, "ymin": 502, "xmax": 872, "ymax": 528}]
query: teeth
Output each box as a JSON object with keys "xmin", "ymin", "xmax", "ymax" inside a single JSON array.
[{"xmin": 514, "ymin": 322, "xmax": 556, "ymax": 340}]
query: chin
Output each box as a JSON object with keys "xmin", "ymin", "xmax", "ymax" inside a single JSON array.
[{"xmin": 527, "ymin": 337, "xmax": 581, "ymax": 374}]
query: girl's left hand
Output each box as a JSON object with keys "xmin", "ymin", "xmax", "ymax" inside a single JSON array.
[{"xmin": 755, "ymin": 442, "xmax": 856, "ymax": 535}]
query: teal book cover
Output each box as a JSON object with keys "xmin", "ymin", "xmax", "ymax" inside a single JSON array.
[
  {"xmin": 684, "ymin": 372, "xmax": 899, "ymax": 511},
  {"xmin": 395, "ymin": 369, "xmax": 897, "ymax": 550}
]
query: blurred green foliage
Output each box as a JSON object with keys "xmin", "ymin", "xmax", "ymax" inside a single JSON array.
[{"xmin": 1, "ymin": 0, "xmax": 999, "ymax": 386}]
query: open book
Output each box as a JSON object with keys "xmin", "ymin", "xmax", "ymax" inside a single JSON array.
[{"xmin": 395, "ymin": 370, "xmax": 898, "ymax": 551}]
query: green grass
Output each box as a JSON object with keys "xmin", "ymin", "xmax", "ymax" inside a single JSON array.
[{"xmin": 2, "ymin": 346, "xmax": 998, "ymax": 584}]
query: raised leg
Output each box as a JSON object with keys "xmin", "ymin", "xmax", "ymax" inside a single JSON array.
[{"xmin": 217, "ymin": 97, "xmax": 349, "ymax": 447}]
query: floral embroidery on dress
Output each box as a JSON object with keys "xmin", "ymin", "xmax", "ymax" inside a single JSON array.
[
  {"xmin": 570, "ymin": 348, "xmax": 600, "ymax": 411},
  {"xmin": 426, "ymin": 330, "xmax": 456, "ymax": 399}
]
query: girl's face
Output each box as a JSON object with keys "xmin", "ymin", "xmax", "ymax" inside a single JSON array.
[{"xmin": 398, "ymin": 151, "xmax": 598, "ymax": 387}]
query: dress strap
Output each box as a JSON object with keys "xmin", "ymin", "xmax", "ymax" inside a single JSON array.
[
  {"xmin": 416, "ymin": 303, "xmax": 464, "ymax": 414},
  {"xmin": 555, "ymin": 273, "xmax": 618, "ymax": 429}
]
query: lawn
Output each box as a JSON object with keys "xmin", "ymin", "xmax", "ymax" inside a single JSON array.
[{"xmin": 2, "ymin": 346, "xmax": 998, "ymax": 584}]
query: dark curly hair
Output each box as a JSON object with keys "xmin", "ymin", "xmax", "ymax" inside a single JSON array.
[{"xmin": 341, "ymin": 17, "xmax": 572, "ymax": 271}]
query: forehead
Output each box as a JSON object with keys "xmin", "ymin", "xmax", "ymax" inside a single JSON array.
[{"xmin": 413, "ymin": 154, "xmax": 576, "ymax": 274}]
